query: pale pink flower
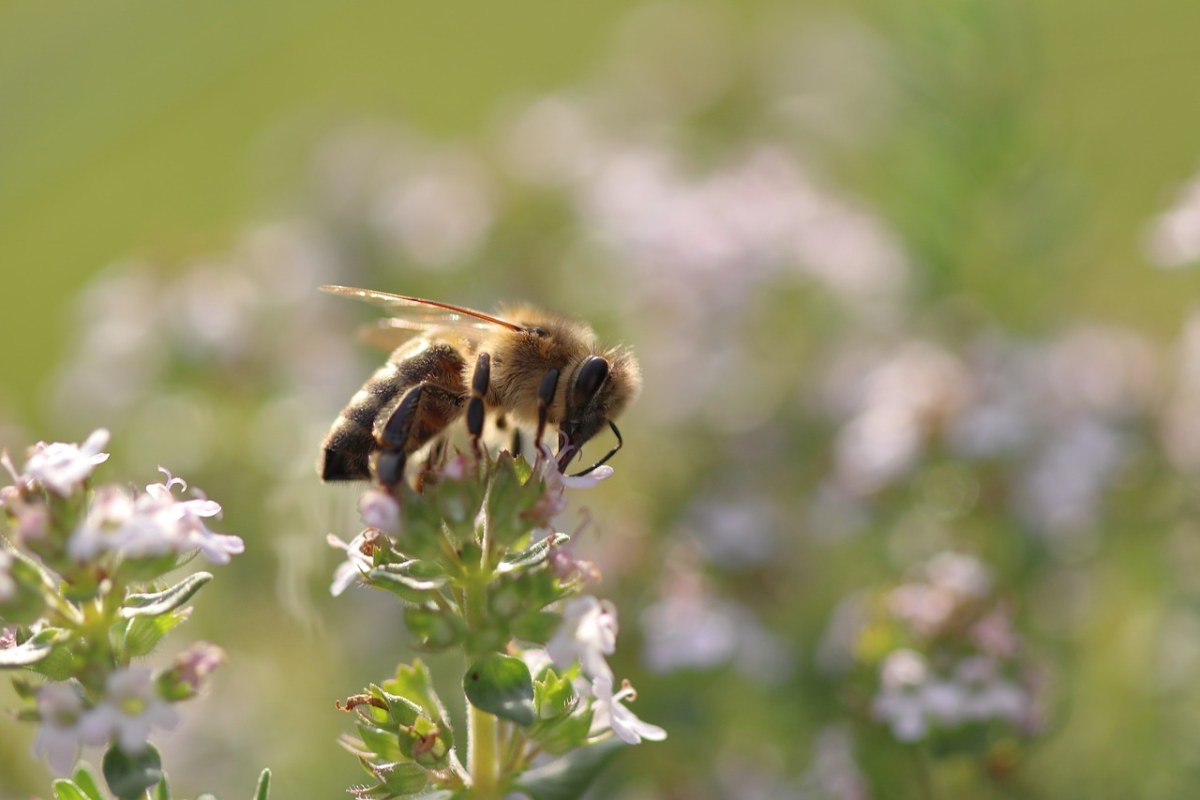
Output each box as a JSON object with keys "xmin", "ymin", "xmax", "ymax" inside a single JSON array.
[
  {"xmin": 20, "ymin": 429, "xmax": 110, "ymax": 496},
  {"xmin": 547, "ymin": 595, "xmax": 618, "ymax": 681},
  {"xmin": 82, "ymin": 668, "xmax": 179, "ymax": 755},
  {"xmin": 589, "ymin": 676, "xmax": 666, "ymax": 745}
]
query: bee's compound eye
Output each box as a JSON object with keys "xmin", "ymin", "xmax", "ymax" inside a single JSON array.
[{"xmin": 572, "ymin": 356, "xmax": 610, "ymax": 409}]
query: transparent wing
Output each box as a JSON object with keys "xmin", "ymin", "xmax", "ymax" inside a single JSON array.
[{"xmin": 321, "ymin": 285, "xmax": 523, "ymax": 348}]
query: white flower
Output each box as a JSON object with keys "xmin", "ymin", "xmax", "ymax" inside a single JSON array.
[
  {"xmin": 68, "ymin": 472, "xmax": 243, "ymax": 564},
  {"xmin": 32, "ymin": 683, "xmax": 106, "ymax": 776},
  {"xmin": 82, "ymin": 668, "xmax": 179, "ymax": 755},
  {"xmin": 359, "ymin": 488, "xmax": 401, "ymax": 534},
  {"xmin": 0, "ymin": 550, "xmax": 14, "ymax": 603},
  {"xmin": 589, "ymin": 676, "xmax": 667, "ymax": 745},
  {"xmin": 547, "ymin": 595, "xmax": 617, "ymax": 682},
  {"xmin": 327, "ymin": 529, "xmax": 381, "ymax": 596},
  {"xmin": 21, "ymin": 429, "xmax": 110, "ymax": 496}
]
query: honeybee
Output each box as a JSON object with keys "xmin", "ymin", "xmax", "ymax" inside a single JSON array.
[{"xmin": 318, "ymin": 285, "xmax": 641, "ymax": 490}]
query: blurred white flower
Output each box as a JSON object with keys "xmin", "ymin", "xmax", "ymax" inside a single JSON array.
[
  {"xmin": 20, "ymin": 429, "xmax": 110, "ymax": 496},
  {"xmin": 359, "ymin": 488, "xmax": 401, "ymax": 534},
  {"xmin": 82, "ymin": 668, "xmax": 179, "ymax": 755},
  {"xmin": 326, "ymin": 529, "xmax": 381, "ymax": 597},
  {"xmin": 548, "ymin": 595, "xmax": 617, "ymax": 682},
  {"xmin": 32, "ymin": 683, "xmax": 106, "ymax": 776},
  {"xmin": 588, "ymin": 676, "xmax": 666, "ymax": 745},
  {"xmin": 886, "ymin": 552, "xmax": 991, "ymax": 637},
  {"xmin": 0, "ymin": 550, "xmax": 15, "ymax": 603},
  {"xmin": 826, "ymin": 342, "xmax": 969, "ymax": 495},
  {"xmin": 640, "ymin": 579, "xmax": 793, "ymax": 681},
  {"xmin": 371, "ymin": 151, "xmax": 493, "ymax": 270},
  {"xmin": 1146, "ymin": 171, "xmax": 1200, "ymax": 268},
  {"xmin": 69, "ymin": 471, "xmax": 242, "ymax": 564}
]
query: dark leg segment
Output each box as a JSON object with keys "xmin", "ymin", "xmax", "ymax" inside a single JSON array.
[
  {"xmin": 370, "ymin": 382, "xmax": 465, "ymax": 490},
  {"xmin": 467, "ymin": 353, "xmax": 490, "ymax": 440},
  {"xmin": 536, "ymin": 368, "xmax": 560, "ymax": 447}
]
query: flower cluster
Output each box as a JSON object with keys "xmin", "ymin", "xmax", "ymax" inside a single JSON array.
[
  {"xmin": 332, "ymin": 450, "xmax": 664, "ymax": 798},
  {"xmin": 0, "ymin": 431, "xmax": 259, "ymax": 799},
  {"xmin": 819, "ymin": 552, "xmax": 1042, "ymax": 758}
]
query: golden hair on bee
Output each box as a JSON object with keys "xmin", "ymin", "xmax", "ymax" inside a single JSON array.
[{"xmin": 317, "ymin": 287, "xmax": 641, "ymax": 490}]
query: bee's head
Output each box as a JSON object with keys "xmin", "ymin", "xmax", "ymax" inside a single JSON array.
[{"xmin": 557, "ymin": 349, "xmax": 641, "ymax": 475}]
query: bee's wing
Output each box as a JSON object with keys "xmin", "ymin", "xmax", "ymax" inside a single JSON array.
[{"xmin": 321, "ymin": 285, "xmax": 524, "ymax": 349}]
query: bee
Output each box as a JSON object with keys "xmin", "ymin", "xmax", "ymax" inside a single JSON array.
[{"xmin": 318, "ymin": 285, "xmax": 641, "ymax": 490}]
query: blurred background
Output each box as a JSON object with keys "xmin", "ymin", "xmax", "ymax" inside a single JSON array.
[{"xmin": 4, "ymin": 0, "xmax": 1200, "ymax": 797}]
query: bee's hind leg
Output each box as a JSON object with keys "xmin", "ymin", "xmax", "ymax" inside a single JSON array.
[{"xmin": 372, "ymin": 383, "xmax": 464, "ymax": 492}]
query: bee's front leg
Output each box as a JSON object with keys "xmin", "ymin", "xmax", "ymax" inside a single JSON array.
[{"xmin": 536, "ymin": 369, "xmax": 560, "ymax": 451}]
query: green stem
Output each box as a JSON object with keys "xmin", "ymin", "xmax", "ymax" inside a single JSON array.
[
  {"xmin": 469, "ymin": 701, "xmax": 499, "ymax": 798},
  {"xmin": 464, "ymin": 573, "xmax": 500, "ymax": 798}
]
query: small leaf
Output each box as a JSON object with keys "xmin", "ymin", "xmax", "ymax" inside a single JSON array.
[
  {"xmin": 253, "ymin": 768, "xmax": 272, "ymax": 800},
  {"xmin": 514, "ymin": 738, "xmax": 625, "ymax": 800},
  {"xmin": 511, "ymin": 610, "xmax": 561, "ymax": 644},
  {"xmin": 357, "ymin": 722, "xmax": 406, "ymax": 762},
  {"xmin": 103, "ymin": 744, "xmax": 163, "ymax": 800},
  {"xmin": 369, "ymin": 561, "xmax": 447, "ymax": 602},
  {"xmin": 70, "ymin": 766, "xmax": 105, "ymax": 800},
  {"xmin": 463, "ymin": 653, "xmax": 535, "ymax": 726},
  {"xmin": 153, "ymin": 774, "xmax": 170, "ymax": 800},
  {"xmin": 51, "ymin": 781, "xmax": 90, "ymax": 800},
  {"xmin": 375, "ymin": 761, "xmax": 429, "ymax": 795},
  {"xmin": 498, "ymin": 533, "xmax": 569, "ymax": 574},
  {"xmin": 404, "ymin": 606, "xmax": 463, "ymax": 650},
  {"xmin": 122, "ymin": 608, "xmax": 191, "ymax": 658},
  {"xmin": 119, "ymin": 572, "xmax": 212, "ymax": 619},
  {"xmin": 0, "ymin": 627, "xmax": 67, "ymax": 667}
]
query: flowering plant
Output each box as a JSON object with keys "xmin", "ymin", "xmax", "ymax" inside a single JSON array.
[
  {"xmin": 0, "ymin": 431, "xmax": 268, "ymax": 800},
  {"xmin": 330, "ymin": 449, "xmax": 664, "ymax": 799}
]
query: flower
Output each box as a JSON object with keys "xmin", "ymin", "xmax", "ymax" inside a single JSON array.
[
  {"xmin": 547, "ymin": 595, "xmax": 618, "ymax": 682},
  {"xmin": 32, "ymin": 683, "xmax": 106, "ymax": 775},
  {"xmin": 327, "ymin": 529, "xmax": 381, "ymax": 596},
  {"xmin": 0, "ymin": 550, "xmax": 14, "ymax": 603},
  {"xmin": 166, "ymin": 641, "xmax": 227, "ymax": 697},
  {"xmin": 359, "ymin": 488, "xmax": 401, "ymax": 534},
  {"xmin": 589, "ymin": 676, "xmax": 666, "ymax": 745},
  {"xmin": 82, "ymin": 667, "xmax": 179, "ymax": 755},
  {"xmin": 68, "ymin": 471, "xmax": 243, "ymax": 564},
  {"xmin": 19, "ymin": 429, "xmax": 110, "ymax": 496}
]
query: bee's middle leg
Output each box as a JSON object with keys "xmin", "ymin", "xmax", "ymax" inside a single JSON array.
[
  {"xmin": 372, "ymin": 382, "xmax": 464, "ymax": 490},
  {"xmin": 466, "ymin": 352, "xmax": 490, "ymax": 454}
]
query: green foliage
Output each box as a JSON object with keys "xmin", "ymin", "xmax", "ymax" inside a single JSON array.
[
  {"xmin": 463, "ymin": 653, "xmax": 535, "ymax": 727},
  {"xmin": 102, "ymin": 744, "xmax": 163, "ymax": 800}
]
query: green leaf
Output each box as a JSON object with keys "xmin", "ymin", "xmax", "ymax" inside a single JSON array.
[
  {"xmin": 513, "ymin": 738, "xmax": 625, "ymax": 800},
  {"xmin": 498, "ymin": 533, "xmax": 569, "ymax": 574},
  {"xmin": 153, "ymin": 774, "xmax": 169, "ymax": 800},
  {"xmin": 534, "ymin": 668, "xmax": 578, "ymax": 722},
  {"xmin": 70, "ymin": 766, "xmax": 105, "ymax": 800},
  {"xmin": 0, "ymin": 626, "xmax": 67, "ymax": 667},
  {"xmin": 119, "ymin": 572, "xmax": 212, "ymax": 618},
  {"xmin": 357, "ymin": 722, "xmax": 406, "ymax": 762},
  {"xmin": 102, "ymin": 744, "xmax": 163, "ymax": 800},
  {"xmin": 463, "ymin": 653, "xmax": 535, "ymax": 726},
  {"xmin": 253, "ymin": 768, "xmax": 272, "ymax": 800},
  {"xmin": 374, "ymin": 761, "xmax": 429, "ymax": 796},
  {"xmin": 381, "ymin": 660, "xmax": 454, "ymax": 752},
  {"xmin": 122, "ymin": 608, "xmax": 191, "ymax": 658},
  {"xmin": 404, "ymin": 606, "xmax": 463, "ymax": 650},
  {"xmin": 51, "ymin": 781, "xmax": 90, "ymax": 800},
  {"xmin": 511, "ymin": 610, "xmax": 561, "ymax": 644},
  {"xmin": 369, "ymin": 560, "xmax": 447, "ymax": 603}
]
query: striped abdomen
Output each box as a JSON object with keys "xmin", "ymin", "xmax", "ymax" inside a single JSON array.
[{"xmin": 319, "ymin": 339, "xmax": 468, "ymax": 481}]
